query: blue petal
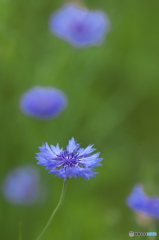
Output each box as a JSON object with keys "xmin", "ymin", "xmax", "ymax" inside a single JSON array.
[
  {"xmin": 78, "ymin": 144, "xmax": 95, "ymax": 157},
  {"xmin": 66, "ymin": 138, "xmax": 80, "ymax": 153},
  {"xmin": 50, "ymin": 143, "xmax": 62, "ymax": 155},
  {"xmin": 126, "ymin": 185, "xmax": 149, "ymax": 213},
  {"xmin": 146, "ymin": 198, "xmax": 159, "ymax": 218},
  {"xmin": 79, "ymin": 153, "xmax": 103, "ymax": 167},
  {"xmin": 38, "ymin": 143, "xmax": 56, "ymax": 158}
]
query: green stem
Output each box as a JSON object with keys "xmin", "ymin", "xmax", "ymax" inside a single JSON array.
[
  {"xmin": 18, "ymin": 222, "xmax": 22, "ymax": 240},
  {"xmin": 36, "ymin": 180, "xmax": 68, "ymax": 240}
]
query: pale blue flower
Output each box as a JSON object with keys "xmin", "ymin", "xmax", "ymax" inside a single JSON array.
[
  {"xmin": 50, "ymin": 4, "xmax": 110, "ymax": 47},
  {"xmin": 2, "ymin": 166, "xmax": 42, "ymax": 205},
  {"xmin": 20, "ymin": 86, "xmax": 68, "ymax": 119},
  {"xmin": 36, "ymin": 138, "xmax": 103, "ymax": 180},
  {"xmin": 126, "ymin": 184, "xmax": 159, "ymax": 219}
]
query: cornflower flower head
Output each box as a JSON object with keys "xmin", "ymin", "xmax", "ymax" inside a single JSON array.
[
  {"xmin": 2, "ymin": 166, "xmax": 42, "ymax": 205},
  {"xmin": 20, "ymin": 86, "xmax": 67, "ymax": 119},
  {"xmin": 36, "ymin": 138, "xmax": 103, "ymax": 180},
  {"xmin": 49, "ymin": 4, "xmax": 110, "ymax": 47},
  {"xmin": 126, "ymin": 184, "xmax": 159, "ymax": 219}
]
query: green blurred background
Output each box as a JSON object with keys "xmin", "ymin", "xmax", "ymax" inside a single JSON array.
[{"xmin": 1, "ymin": 0, "xmax": 159, "ymax": 239}]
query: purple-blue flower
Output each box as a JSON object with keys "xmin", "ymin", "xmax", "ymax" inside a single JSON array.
[
  {"xmin": 36, "ymin": 138, "xmax": 103, "ymax": 180},
  {"xmin": 20, "ymin": 86, "xmax": 68, "ymax": 119},
  {"xmin": 126, "ymin": 184, "xmax": 159, "ymax": 219},
  {"xmin": 49, "ymin": 4, "xmax": 110, "ymax": 47},
  {"xmin": 2, "ymin": 166, "xmax": 43, "ymax": 205}
]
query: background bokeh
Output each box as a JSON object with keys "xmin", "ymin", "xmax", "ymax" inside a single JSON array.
[{"xmin": 1, "ymin": 0, "xmax": 159, "ymax": 239}]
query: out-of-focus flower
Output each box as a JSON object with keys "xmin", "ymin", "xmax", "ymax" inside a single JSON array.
[
  {"xmin": 49, "ymin": 4, "xmax": 110, "ymax": 47},
  {"xmin": 2, "ymin": 166, "xmax": 43, "ymax": 205},
  {"xmin": 36, "ymin": 138, "xmax": 103, "ymax": 180},
  {"xmin": 126, "ymin": 184, "xmax": 159, "ymax": 219},
  {"xmin": 20, "ymin": 86, "xmax": 68, "ymax": 119}
]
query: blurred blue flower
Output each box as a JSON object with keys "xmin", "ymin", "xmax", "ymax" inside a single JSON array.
[
  {"xmin": 126, "ymin": 184, "xmax": 159, "ymax": 219},
  {"xmin": 36, "ymin": 138, "xmax": 103, "ymax": 180},
  {"xmin": 49, "ymin": 4, "xmax": 110, "ymax": 47},
  {"xmin": 20, "ymin": 86, "xmax": 68, "ymax": 119},
  {"xmin": 2, "ymin": 166, "xmax": 43, "ymax": 205}
]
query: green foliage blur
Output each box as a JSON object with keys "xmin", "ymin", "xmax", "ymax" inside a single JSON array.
[{"xmin": 1, "ymin": 0, "xmax": 159, "ymax": 239}]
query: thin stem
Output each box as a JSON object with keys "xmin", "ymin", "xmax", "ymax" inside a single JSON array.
[
  {"xmin": 18, "ymin": 222, "xmax": 22, "ymax": 240},
  {"xmin": 36, "ymin": 180, "xmax": 68, "ymax": 240}
]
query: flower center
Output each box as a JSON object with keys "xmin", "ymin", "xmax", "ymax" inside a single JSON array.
[
  {"xmin": 76, "ymin": 22, "xmax": 87, "ymax": 32},
  {"xmin": 71, "ymin": 21, "xmax": 89, "ymax": 35},
  {"xmin": 56, "ymin": 151, "xmax": 80, "ymax": 168}
]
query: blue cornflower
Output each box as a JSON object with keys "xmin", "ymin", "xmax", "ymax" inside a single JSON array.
[
  {"xmin": 36, "ymin": 138, "xmax": 103, "ymax": 180},
  {"xmin": 49, "ymin": 4, "xmax": 110, "ymax": 47},
  {"xmin": 20, "ymin": 86, "xmax": 67, "ymax": 119},
  {"xmin": 126, "ymin": 184, "xmax": 159, "ymax": 219},
  {"xmin": 2, "ymin": 166, "xmax": 43, "ymax": 205}
]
